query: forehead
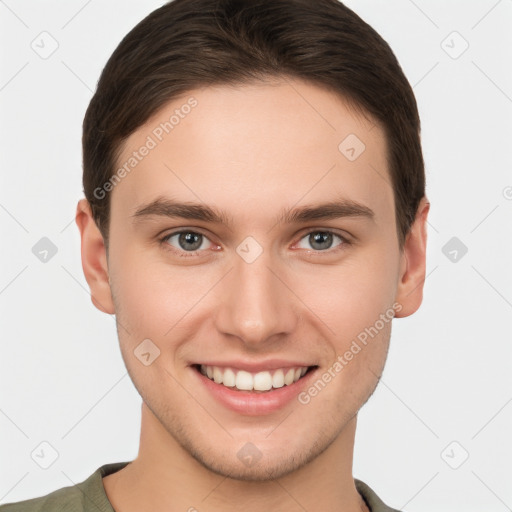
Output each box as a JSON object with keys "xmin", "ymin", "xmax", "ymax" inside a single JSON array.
[{"xmin": 110, "ymin": 77, "xmax": 393, "ymax": 228}]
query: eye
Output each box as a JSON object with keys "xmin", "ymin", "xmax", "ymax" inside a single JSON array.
[
  {"xmin": 295, "ymin": 230, "xmax": 350, "ymax": 253},
  {"xmin": 159, "ymin": 228, "xmax": 351, "ymax": 259},
  {"xmin": 160, "ymin": 230, "xmax": 216, "ymax": 257}
]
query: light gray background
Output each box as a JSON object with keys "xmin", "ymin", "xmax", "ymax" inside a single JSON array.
[{"xmin": 1, "ymin": 1, "xmax": 511, "ymax": 510}]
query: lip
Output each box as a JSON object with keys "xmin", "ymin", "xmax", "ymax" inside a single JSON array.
[{"xmin": 190, "ymin": 364, "xmax": 319, "ymax": 416}]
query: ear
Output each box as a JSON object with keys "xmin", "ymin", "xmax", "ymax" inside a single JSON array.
[
  {"xmin": 394, "ymin": 196, "xmax": 430, "ymax": 318},
  {"xmin": 75, "ymin": 198, "xmax": 115, "ymax": 314}
]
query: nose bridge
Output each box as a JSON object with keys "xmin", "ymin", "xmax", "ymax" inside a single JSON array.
[{"xmin": 215, "ymin": 238, "xmax": 296, "ymax": 345}]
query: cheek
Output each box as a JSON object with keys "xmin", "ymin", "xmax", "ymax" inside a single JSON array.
[
  {"xmin": 301, "ymin": 243, "xmax": 400, "ymax": 343},
  {"xmin": 109, "ymin": 245, "xmax": 167, "ymax": 335},
  {"xmin": 109, "ymin": 246, "xmax": 216, "ymax": 345}
]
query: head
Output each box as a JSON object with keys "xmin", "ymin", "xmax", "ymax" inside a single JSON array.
[{"xmin": 77, "ymin": 0, "xmax": 429, "ymax": 481}]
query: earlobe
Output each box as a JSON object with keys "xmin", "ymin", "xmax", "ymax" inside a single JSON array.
[
  {"xmin": 75, "ymin": 198, "xmax": 115, "ymax": 314},
  {"xmin": 394, "ymin": 196, "xmax": 430, "ymax": 318}
]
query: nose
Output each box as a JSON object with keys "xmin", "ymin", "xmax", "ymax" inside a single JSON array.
[{"xmin": 214, "ymin": 247, "xmax": 298, "ymax": 349}]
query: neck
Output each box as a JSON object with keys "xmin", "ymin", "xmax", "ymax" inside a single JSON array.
[{"xmin": 103, "ymin": 404, "xmax": 369, "ymax": 512}]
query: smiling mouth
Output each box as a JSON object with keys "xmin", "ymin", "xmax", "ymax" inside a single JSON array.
[{"xmin": 192, "ymin": 364, "xmax": 317, "ymax": 393}]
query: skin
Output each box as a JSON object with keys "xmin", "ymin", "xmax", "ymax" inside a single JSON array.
[{"xmin": 76, "ymin": 77, "xmax": 429, "ymax": 512}]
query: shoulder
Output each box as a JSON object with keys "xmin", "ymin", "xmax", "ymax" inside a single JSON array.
[
  {"xmin": 0, "ymin": 483, "xmax": 85, "ymax": 512},
  {"xmin": 355, "ymin": 478, "xmax": 405, "ymax": 512},
  {"xmin": 0, "ymin": 462, "xmax": 130, "ymax": 512}
]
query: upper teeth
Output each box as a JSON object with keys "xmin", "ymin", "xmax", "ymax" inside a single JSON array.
[{"xmin": 200, "ymin": 365, "xmax": 309, "ymax": 391}]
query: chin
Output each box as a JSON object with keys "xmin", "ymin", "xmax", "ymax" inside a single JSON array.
[{"xmin": 188, "ymin": 445, "xmax": 316, "ymax": 482}]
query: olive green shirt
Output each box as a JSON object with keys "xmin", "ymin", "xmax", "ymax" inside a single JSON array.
[{"xmin": 0, "ymin": 461, "xmax": 403, "ymax": 511}]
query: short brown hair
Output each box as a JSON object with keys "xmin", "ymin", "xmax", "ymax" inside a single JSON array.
[{"xmin": 82, "ymin": 0, "xmax": 425, "ymax": 250}]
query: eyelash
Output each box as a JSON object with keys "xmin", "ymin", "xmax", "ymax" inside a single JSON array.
[{"xmin": 159, "ymin": 229, "xmax": 352, "ymax": 259}]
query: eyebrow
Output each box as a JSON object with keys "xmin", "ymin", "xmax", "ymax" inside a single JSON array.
[{"xmin": 131, "ymin": 196, "xmax": 375, "ymax": 227}]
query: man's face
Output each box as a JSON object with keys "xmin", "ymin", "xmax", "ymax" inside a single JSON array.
[{"xmin": 105, "ymin": 78, "xmax": 407, "ymax": 480}]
